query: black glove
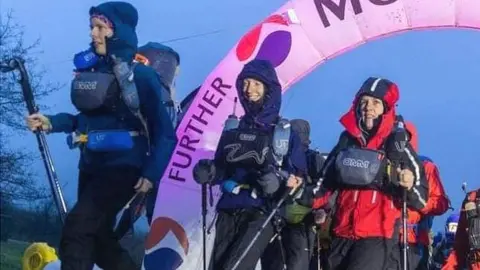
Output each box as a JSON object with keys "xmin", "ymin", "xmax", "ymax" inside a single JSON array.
[{"xmin": 193, "ymin": 159, "xmax": 216, "ymax": 185}]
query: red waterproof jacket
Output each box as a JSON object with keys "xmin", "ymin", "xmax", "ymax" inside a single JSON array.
[
  {"xmin": 442, "ymin": 189, "xmax": 480, "ymax": 270},
  {"xmin": 310, "ymin": 80, "xmax": 429, "ymax": 240}
]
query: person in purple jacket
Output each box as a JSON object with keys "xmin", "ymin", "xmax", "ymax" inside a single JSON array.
[{"xmin": 193, "ymin": 59, "xmax": 307, "ymax": 270}]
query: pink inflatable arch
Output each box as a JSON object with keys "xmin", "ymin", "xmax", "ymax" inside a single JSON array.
[{"xmin": 145, "ymin": 1, "xmax": 480, "ymax": 269}]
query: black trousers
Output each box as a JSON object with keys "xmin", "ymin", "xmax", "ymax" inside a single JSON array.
[
  {"xmin": 327, "ymin": 236, "xmax": 394, "ymax": 270},
  {"xmin": 385, "ymin": 243, "xmax": 424, "ymax": 270},
  {"xmin": 209, "ymin": 208, "xmax": 274, "ymax": 270},
  {"xmin": 416, "ymin": 245, "xmax": 429, "ymax": 270},
  {"xmin": 59, "ymin": 166, "xmax": 139, "ymax": 270},
  {"xmin": 261, "ymin": 222, "xmax": 316, "ymax": 270}
]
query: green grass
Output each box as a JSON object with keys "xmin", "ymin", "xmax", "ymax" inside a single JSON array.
[{"xmin": 0, "ymin": 240, "xmax": 29, "ymax": 270}]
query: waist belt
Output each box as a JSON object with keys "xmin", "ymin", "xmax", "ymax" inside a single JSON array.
[{"xmin": 67, "ymin": 130, "xmax": 142, "ymax": 149}]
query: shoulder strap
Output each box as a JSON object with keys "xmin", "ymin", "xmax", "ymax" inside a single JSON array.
[
  {"xmin": 272, "ymin": 118, "xmax": 291, "ymax": 167},
  {"xmin": 118, "ymin": 62, "xmax": 151, "ymax": 154}
]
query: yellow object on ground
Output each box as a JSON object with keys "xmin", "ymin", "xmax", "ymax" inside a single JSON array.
[{"xmin": 22, "ymin": 242, "xmax": 58, "ymax": 270}]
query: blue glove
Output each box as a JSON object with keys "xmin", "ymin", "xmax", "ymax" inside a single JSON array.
[{"xmin": 222, "ymin": 180, "xmax": 240, "ymax": 194}]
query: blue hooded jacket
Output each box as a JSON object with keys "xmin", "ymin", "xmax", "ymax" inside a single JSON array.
[
  {"xmin": 46, "ymin": 2, "xmax": 177, "ymax": 183},
  {"xmin": 216, "ymin": 59, "xmax": 307, "ymax": 210}
]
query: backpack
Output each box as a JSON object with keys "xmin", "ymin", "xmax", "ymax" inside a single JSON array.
[
  {"xmin": 305, "ymin": 149, "xmax": 327, "ymax": 183},
  {"xmin": 134, "ymin": 42, "xmax": 180, "ymax": 128},
  {"xmin": 177, "ymin": 86, "xmax": 200, "ymax": 127}
]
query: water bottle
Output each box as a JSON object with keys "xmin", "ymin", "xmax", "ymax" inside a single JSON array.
[
  {"xmin": 223, "ymin": 97, "xmax": 239, "ymax": 132},
  {"xmin": 73, "ymin": 48, "xmax": 99, "ymax": 70}
]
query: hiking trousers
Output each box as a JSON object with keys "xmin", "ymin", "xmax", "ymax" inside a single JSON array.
[
  {"xmin": 59, "ymin": 166, "xmax": 139, "ymax": 270},
  {"xmin": 385, "ymin": 243, "xmax": 424, "ymax": 270},
  {"xmin": 327, "ymin": 236, "xmax": 394, "ymax": 270},
  {"xmin": 209, "ymin": 208, "xmax": 274, "ymax": 270},
  {"xmin": 261, "ymin": 222, "xmax": 316, "ymax": 270}
]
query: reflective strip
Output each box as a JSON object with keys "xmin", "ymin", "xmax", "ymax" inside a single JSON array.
[
  {"xmin": 412, "ymin": 187, "xmax": 427, "ymax": 208},
  {"xmin": 354, "ymin": 190, "xmax": 359, "ymax": 202},
  {"xmin": 404, "ymin": 147, "xmax": 420, "ymax": 185},
  {"xmin": 371, "ymin": 191, "xmax": 377, "ymax": 204},
  {"xmin": 370, "ymin": 78, "xmax": 382, "ymax": 92}
]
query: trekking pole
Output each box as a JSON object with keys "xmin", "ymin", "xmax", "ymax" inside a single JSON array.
[
  {"xmin": 269, "ymin": 216, "xmax": 287, "ymax": 270},
  {"xmin": 202, "ymin": 183, "xmax": 208, "ymax": 270},
  {"xmin": 317, "ymin": 232, "xmax": 322, "ymax": 270},
  {"xmin": 114, "ymin": 191, "xmax": 148, "ymax": 239},
  {"xmin": 1, "ymin": 58, "xmax": 67, "ymax": 224},
  {"xmin": 230, "ymin": 187, "xmax": 296, "ymax": 270},
  {"xmin": 402, "ymin": 188, "xmax": 408, "ymax": 270}
]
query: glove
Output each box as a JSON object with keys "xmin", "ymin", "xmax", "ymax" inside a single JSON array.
[
  {"xmin": 257, "ymin": 172, "xmax": 281, "ymax": 195},
  {"xmin": 314, "ymin": 209, "xmax": 327, "ymax": 225},
  {"xmin": 222, "ymin": 180, "xmax": 241, "ymax": 194},
  {"xmin": 193, "ymin": 159, "xmax": 216, "ymax": 185},
  {"xmin": 26, "ymin": 113, "xmax": 52, "ymax": 132}
]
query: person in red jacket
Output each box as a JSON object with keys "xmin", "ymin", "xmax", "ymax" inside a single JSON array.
[
  {"xmin": 298, "ymin": 77, "xmax": 429, "ymax": 270},
  {"xmin": 386, "ymin": 121, "xmax": 450, "ymax": 270},
  {"xmin": 442, "ymin": 188, "xmax": 480, "ymax": 270}
]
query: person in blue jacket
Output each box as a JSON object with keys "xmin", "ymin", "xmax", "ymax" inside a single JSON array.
[
  {"xmin": 193, "ymin": 59, "xmax": 307, "ymax": 270},
  {"xmin": 430, "ymin": 213, "xmax": 460, "ymax": 270},
  {"xmin": 25, "ymin": 2, "xmax": 176, "ymax": 269}
]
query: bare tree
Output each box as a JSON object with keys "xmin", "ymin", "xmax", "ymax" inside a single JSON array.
[
  {"xmin": 0, "ymin": 10, "xmax": 61, "ymax": 129},
  {"xmin": 0, "ymin": 10, "xmax": 60, "ymax": 203}
]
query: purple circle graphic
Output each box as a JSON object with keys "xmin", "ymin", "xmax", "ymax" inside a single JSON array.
[{"xmin": 254, "ymin": 30, "xmax": 292, "ymax": 67}]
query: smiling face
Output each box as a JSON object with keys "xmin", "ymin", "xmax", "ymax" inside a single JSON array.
[
  {"xmin": 359, "ymin": 95, "xmax": 385, "ymax": 130},
  {"xmin": 90, "ymin": 17, "xmax": 113, "ymax": 55},
  {"xmin": 242, "ymin": 78, "xmax": 266, "ymax": 102}
]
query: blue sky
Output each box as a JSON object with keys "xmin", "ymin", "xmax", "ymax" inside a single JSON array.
[{"xmin": 2, "ymin": 0, "xmax": 479, "ymax": 234}]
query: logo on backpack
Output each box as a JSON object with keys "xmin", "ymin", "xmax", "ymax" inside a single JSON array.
[
  {"xmin": 342, "ymin": 158, "xmax": 370, "ymax": 169},
  {"xmin": 225, "ymin": 143, "xmax": 269, "ymax": 165},
  {"xmin": 239, "ymin": 133, "xmax": 256, "ymax": 141},
  {"xmin": 275, "ymin": 139, "xmax": 289, "ymax": 151}
]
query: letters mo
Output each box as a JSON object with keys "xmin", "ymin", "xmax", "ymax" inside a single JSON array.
[{"xmin": 314, "ymin": 0, "xmax": 398, "ymax": 28}]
